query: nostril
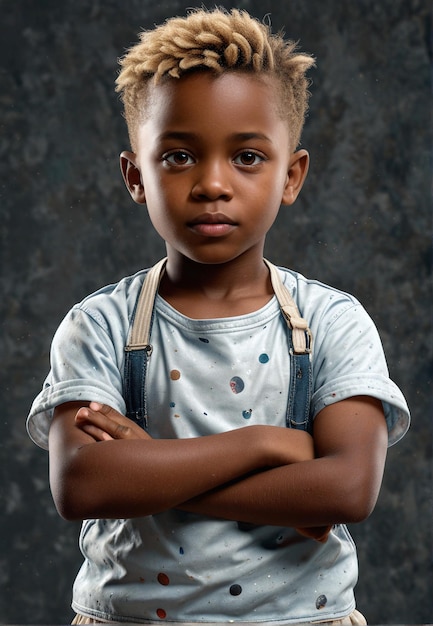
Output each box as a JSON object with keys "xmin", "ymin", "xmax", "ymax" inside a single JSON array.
[
  {"xmin": 191, "ymin": 181, "xmax": 233, "ymax": 202},
  {"xmin": 191, "ymin": 165, "xmax": 233, "ymax": 201}
]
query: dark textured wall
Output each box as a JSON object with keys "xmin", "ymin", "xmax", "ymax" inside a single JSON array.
[{"xmin": 1, "ymin": 0, "xmax": 431, "ymax": 623}]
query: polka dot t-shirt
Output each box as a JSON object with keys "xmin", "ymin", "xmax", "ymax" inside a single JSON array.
[{"xmin": 27, "ymin": 265, "xmax": 409, "ymax": 624}]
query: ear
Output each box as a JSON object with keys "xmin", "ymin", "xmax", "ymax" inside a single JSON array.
[
  {"xmin": 120, "ymin": 151, "xmax": 146, "ymax": 204},
  {"xmin": 281, "ymin": 149, "xmax": 309, "ymax": 206}
]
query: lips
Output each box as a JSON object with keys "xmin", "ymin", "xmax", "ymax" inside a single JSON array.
[
  {"xmin": 189, "ymin": 212, "xmax": 237, "ymax": 226},
  {"xmin": 188, "ymin": 212, "xmax": 237, "ymax": 237}
]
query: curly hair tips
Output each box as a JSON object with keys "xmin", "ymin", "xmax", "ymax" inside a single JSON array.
[{"xmin": 115, "ymin": 8, "xmax": 315, "ymax": 151}]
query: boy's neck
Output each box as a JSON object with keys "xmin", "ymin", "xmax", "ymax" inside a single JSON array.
[{"xmin": 159, "ymin": 253, "xmax": 274, "ymax": 319}]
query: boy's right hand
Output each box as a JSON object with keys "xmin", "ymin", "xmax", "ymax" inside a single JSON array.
[
  {"xmin": 74, "ymin": 409, "xmax": 323, "ymax": 540},
  {"xmin": 75, "ymin": 402, "xmax": 151, "ymax": 442},
  {"xmin": 74, "ymin": 408, "xmax": 313, "ymax": 467}
]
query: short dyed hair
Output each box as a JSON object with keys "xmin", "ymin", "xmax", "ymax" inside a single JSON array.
[{"xmin": 116, "ymin": 8, "xmax": 315, "ymax": 152}]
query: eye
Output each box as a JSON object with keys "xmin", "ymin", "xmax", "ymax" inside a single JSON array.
[
  {"xmin": 233, "ymin": 151, "xmax": 265, "ymax": 167},
  {"xmin": 163, "ymin": 151, "xmax": 195, "ymax": 167}
]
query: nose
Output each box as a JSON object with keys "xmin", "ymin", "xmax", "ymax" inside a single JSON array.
[{"xmin": 191, "ymin": 159, "xmax": 233, "ymax": 201}]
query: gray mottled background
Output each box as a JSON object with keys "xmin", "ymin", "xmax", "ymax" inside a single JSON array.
[{"xmin": 0, "ymin": 0, "xmax": 431, "ymax": 623}]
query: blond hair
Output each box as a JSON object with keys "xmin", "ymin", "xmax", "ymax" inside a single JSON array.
[{"xmin": 116, "ymin": 8, "xmax": 315, "ymax": 151}]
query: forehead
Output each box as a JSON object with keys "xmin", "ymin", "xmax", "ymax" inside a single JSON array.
[{"xmin": 137, "ymin": 72, "xmax": 289, "ymax": 147}]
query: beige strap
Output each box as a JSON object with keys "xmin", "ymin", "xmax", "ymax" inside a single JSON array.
[
  {"xmin": 125, "ymin": 257, "xmax": 167, "ymax": 351},
  {"xmin": 126, "ymin": 258, "xmax": 312, "ymax": 355},
  {"xmin": 263, "ymin": 259, "xmax": 312, "ymax": 355}
]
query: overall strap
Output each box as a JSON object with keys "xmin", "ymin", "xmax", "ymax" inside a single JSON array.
[
  {"xmin": 123, "ymin": 258, "xmax": 313, "ymax": 432},
  {"xmin": 123, "ymin": 258, "xmax": 167, "ymax": 429},
  {"xmin": 263, "ymin": 260, "xmax": 313, "ymax": 433}
]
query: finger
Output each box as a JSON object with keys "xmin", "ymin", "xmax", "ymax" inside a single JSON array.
[
  {"xmin": 75, "ymin": 405, "xmax": 151, "ymax": 441},
  {"xmin": 75, "ymin": 406, "xmax": 93, "ymax": 421},
  {"xmin": 112, "ymin": 422, "xmax": 134, "ymax": 439},
  {"xmin": 75, "ymin": 407, "xmax": 135, "ymax": 440},
  {"xmin": 75, "ymin": 407, "xmax": 115, "ymax": 430},
  {"xmin": 89, "ymin": 402, "xmax": 122, "ymax": 418},
  {"xmin": 296, "ymin": 526, "xmax": 331, "ymax": 543},
  {"xmin": 79, "ymin": 422, "xmax": 114, "ymax": 442}
]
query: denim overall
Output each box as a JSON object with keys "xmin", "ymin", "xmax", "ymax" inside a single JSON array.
[{"xmin": 123, "ymin": 258, "xmax": 313, "ymax": 433}]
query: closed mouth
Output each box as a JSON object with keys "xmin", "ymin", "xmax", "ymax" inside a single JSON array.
[{"xmin": 188, "ymin": 212, "xmax": 237, "ymax": 226}]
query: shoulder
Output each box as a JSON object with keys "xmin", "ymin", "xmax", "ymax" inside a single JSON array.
[
  {"xmin": 49, "ymin": 268, "xmax": 151, "ymax": 360},
  {"xmin": 276, "ymin": 265, "xmax": 379, "ymax": 358},
  {"xmin": 68, "ymin": 268, "xmax": 150, "ymax": 335},
  {"xmin": 275, "ymin": 266, "xmax": 410, "ymax": 445},
  {"xmin": 276, "ymin": 265, "xmax": 361, "ymax": 328}
]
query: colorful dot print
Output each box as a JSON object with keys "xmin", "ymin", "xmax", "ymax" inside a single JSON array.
[
  {"xmin": 229, "ymin": 584, "xmax": 242, "ymax": 596},
  {"xmin": 230, "ymin": 376, "xmax": 245, "ymax": 394},
  {"xmin": 157, "ymin": 572, "xmax": 170, "ymax": 586},
  {"xmin": 316, "ymin": 595, "xmax": 327, "ymax": 610},
  {"xmin": 259, "ymin": 353, "xmax": 269, "ymax": 363},
  {"xmin": 156, "ymin": 572, "xmax": 170, "ymax": 619},
  {"xmin": 170, "ymin": 370, "xmax": 181, "ymax": 380}
]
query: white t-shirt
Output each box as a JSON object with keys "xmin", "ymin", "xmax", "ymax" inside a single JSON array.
[{"xmin": 27, "ymin": 265, "xmax": 409, "ymax": 624}]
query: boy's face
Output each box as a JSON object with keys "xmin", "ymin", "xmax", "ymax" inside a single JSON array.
[{"xmin": 121, "ymin": 72, "xmax": 308, "ymax": 266}]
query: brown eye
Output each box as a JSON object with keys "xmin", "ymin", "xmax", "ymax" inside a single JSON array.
[
  {"xmin": 164, "ymin": 151, "xmax": 194, "ymax": 166},
  {"xmin": 234, "ymin": 152, "xmax": 263, "ymax": 166}
]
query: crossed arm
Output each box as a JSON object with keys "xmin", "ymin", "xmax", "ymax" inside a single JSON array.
[{"xmin": 48, "ymin": 395, "xmax": 388, "ymax": 537}]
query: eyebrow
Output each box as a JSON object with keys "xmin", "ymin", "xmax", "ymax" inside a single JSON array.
[
  {"xmin": 230, "ymin": 132, "xmax": 272, "ymax": 143},
  {"xmin": 157, "ymin": 131, "xmax": 273, "ymax": 143}
]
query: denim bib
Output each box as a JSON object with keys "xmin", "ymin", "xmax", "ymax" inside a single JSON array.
[{"xmin": 123, "ymin": 258, "xmax": 313, "ymax": 433}]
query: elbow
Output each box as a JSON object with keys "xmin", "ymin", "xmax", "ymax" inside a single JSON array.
[
  {"xmin": 53, "ymin": 496, "xmax": 84, "ymax": 522},
  {"xmin": 53, "ymin": 483, "xmax": 95, "ymax": 521},
  {"xmin": 340, "ymin": 495, "xmax": 376, "ymax": 524},
  {"xmin": 49, "ymin": 453, "xmax": 99, "ymax": 521},
  {"xmin": 325, "ymin": 453, "xmax": 385, "ymax": 524},
  {"xmin": 335, "ymin": 480, "xmax": 380, "ymax": 524},
  {"xmin": 50, "ymin": 476, "xmax": 92, "ymax": 521}
]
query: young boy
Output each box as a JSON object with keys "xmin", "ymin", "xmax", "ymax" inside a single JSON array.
[{"xmin": 27, "ymin": 8, "xmax": 409, "ymax": 626}]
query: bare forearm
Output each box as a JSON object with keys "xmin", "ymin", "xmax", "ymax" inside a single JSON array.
[
  {"xmin": 180, "ymin": 455, "xmax": 383, "ymax": 527},
  {"xmin": 178, "ymin": 397, "xmax": 389, "ymax": 528},
  {"xmin": 50, "ymin": 415, "xmax": 314, "ymax": 520},
  {"xmin": 51, "ymin": 429, "xmax": 262, "ymax": 519},
  {"xmin": 50, "ymin": 396, "xmax": 387, "ymax": 526}
]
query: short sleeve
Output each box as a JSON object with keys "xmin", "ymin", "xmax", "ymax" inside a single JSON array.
[
  {"xmin": 310, "ymin": 299, "xmax": 410, "ymax": 446},
  {"xmin": 26, "ymin": 306, "xmax": 127, "ymax": 450}
]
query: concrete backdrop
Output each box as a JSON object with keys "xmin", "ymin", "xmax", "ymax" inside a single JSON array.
[{"xmin": 0, "ymin": 0, "xmax": 431, "ymax": 623}]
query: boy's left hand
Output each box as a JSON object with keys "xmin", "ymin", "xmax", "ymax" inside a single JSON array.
[
  {"xmin": 75, "ymin": 402, "xmax": 151, "ymax": 441},
  {"xmin": 295, "ymin": 525, "xmax": 332, "ymax": 543}
]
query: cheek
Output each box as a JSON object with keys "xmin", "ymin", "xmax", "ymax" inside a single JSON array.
[
  {"xmin": 144, "ymin": 170, "xmax": 185, "ymax": 207},
  {"xmin": 146, "ymin": 203, "xmax": 172, "ymax": 233},
  {"xmin": 144, "ymin": 192, "xmax": 182, "ymax": 242},
  {"xmin": 255, "ymin": 176, "xmax": 287, "ymax": 217}
]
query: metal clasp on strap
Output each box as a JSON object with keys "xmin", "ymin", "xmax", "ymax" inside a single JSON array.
[
  {"xmin": 265, "ymin": 259, "xmax": 313, "ymax": 356},
  {"xmin": 282, "ymin": 308, "xmax": 313, "ymax": 355},
  {"xmin": 124, "ymin": 344, "xmax": 153, "ymax": 356}
]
